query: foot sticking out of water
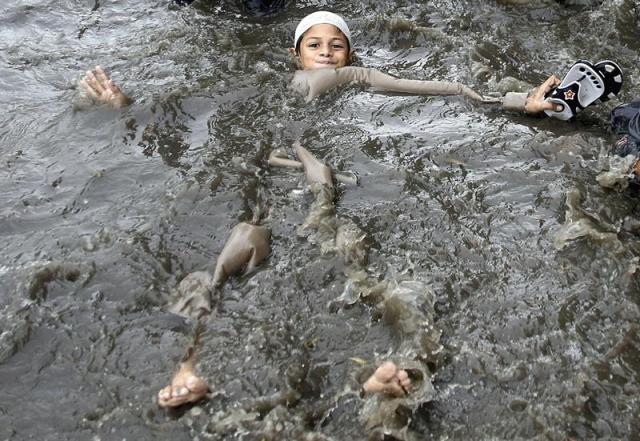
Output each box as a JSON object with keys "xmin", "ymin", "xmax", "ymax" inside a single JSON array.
[
  {"xmin": 158, "ymin": 349, "xmax": 209, "ymax": 408},
  {"xmin": 363, "ymin": 361, "xmax": 411, "ymax": 397},
  {"xmin": 79, "ymin": 66, "xmax": 131, "ymax": 108}
]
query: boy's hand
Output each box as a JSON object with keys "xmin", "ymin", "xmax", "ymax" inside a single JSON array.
[
  {"xmin": 525, "ymin": 75, "xmax": 562, "ymax": 114},
  {"xmin": 79, "ymin": 66, "xmax": 131, "ymax": 108}
]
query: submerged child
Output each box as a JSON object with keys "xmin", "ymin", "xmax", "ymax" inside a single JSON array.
[
  {"xmin": 79, "ymin": 11, "xmax": 558, "ymax": 113},
  {"xmin": 288, "ymin": 10, "xmax": 561, "ymax": 115},
  {"xmin": 79, "ymin": 8, "xmax": 638, "ymax": 417},
  {"xmin": 80, "ymin": 11, "xmax": 636, "ymax": 186}
]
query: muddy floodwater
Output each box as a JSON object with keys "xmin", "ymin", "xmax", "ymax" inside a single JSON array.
[{"xmin": 1, "ymin": 0, "xmax": 640, "ymax": 440}]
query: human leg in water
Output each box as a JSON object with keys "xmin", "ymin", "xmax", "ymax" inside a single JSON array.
[
  {"xmin": 169, "ymin": 222, "xmax": 271, "ymax": 319},
  {"xmin": 157, "ymin": 338, "xmax": 209, "ymax": 408},
  {"xmin": 212, "ymin": 222, "xmax": 271, "ymax": 287},
  {"xmin": 161, "ymin": 221, "xmax": 270, "ymax": 407}
]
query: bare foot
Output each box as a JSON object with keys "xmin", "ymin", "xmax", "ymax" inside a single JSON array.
[
  {"xmin": 79, "ymin": 66, "xmax": 131, "ymax": 108},
  {"xmin": 363, "ymin": 361, "xmax": 411, "ymax": 397},
  {"xmin": 158, "ymin": 353, "xmax": 209, "ymax": 408}
]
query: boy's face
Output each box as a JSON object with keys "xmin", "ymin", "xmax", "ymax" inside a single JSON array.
[{"xmin": 295, "ymin": 24, "xmax": 351, "ymax": 70}]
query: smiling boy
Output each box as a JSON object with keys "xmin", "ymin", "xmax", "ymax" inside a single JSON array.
[{"xmin": 290, "ymin": 11, "xmax": 352, "ymax": 70}]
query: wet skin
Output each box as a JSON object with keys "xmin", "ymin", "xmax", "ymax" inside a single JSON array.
[
  {"xmin": 157, "ymin": 349, "xmax": 209, "ymax": 408},
  {"xmin": 79, "ymin": 66, "xmax": 131, "ymax": 108},
  {"xmin": 159, "ymin": 222, "xmax": 271, "ymax": 408},
  {"xmin": 363, "ymin": 361, "xmax": 411, "ymax": 397},
  {"xmin": 293, "ymin": 23, "xmax": 351, "ymax": 70}
]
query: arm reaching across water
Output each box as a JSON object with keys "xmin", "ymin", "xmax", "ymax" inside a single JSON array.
[
  {"xmin": 291, "ymin": 66, "xmax": 494, "ymax": 102},
  {"xmin": 79, "ymin": 66, "xmax": 131, "ymax": 108},
  {"xmin": 289, "ymin": 12, "xmax": 566, "ymax": 116},
  {"xmin": 292, "ymin": 66, "xmax": 562, "ymax": 114}
]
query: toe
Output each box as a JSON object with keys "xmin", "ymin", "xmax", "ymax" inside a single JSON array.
[
  {"xmin": 375, "ymin": 361, "xmax": 398, "ymax": 382},
  {"xmin": 399, "ymin": 375, "xmax": 411, "ymax": 392},
  {"xmin": 397, "ymin": 371, "xmax": 411, "ymax": 391},
  {"xmin": 158, "ymin": 388, "xmax": 188, "ymax": 408},
  {"xmin": 158, "ymin": 387, "xmax": 173, "ymax": 405},
  {"xmin": 175, "ymin": 386, "xmax": 189, "ymax": 397},
  {"xmin": 159, "ymin": 387, "xmax": 171, "ymax": 399},
  {"xmin": 383, "ymin": 381, "xmax": 405, "ymax": 397},
  {"xmin": 158, "ymin": 365, "xmax": 210, "ymax": 409}
]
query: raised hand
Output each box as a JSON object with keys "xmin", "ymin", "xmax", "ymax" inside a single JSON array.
[
  {"xmin": 79, "ymin": 66, "xmax": 131, "ymax": 108},
  {"xmin": 524, "ymin": 74, "xmax": 562, "ymax": 114}
]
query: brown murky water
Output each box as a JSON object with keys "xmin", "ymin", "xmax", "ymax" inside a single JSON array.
[{"xmin": 1, "ymin": 0, "xmax": 639, "ymax": 440}]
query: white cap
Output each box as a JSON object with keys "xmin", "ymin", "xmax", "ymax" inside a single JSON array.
[{"xmin": 294, "ymin": 11, "xmax": 352, "ymax": 50}]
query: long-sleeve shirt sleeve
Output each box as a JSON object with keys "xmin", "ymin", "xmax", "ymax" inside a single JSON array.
[{"xmin": 291, "ymin": 66, "xmax": 529, "ymax": 112}]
